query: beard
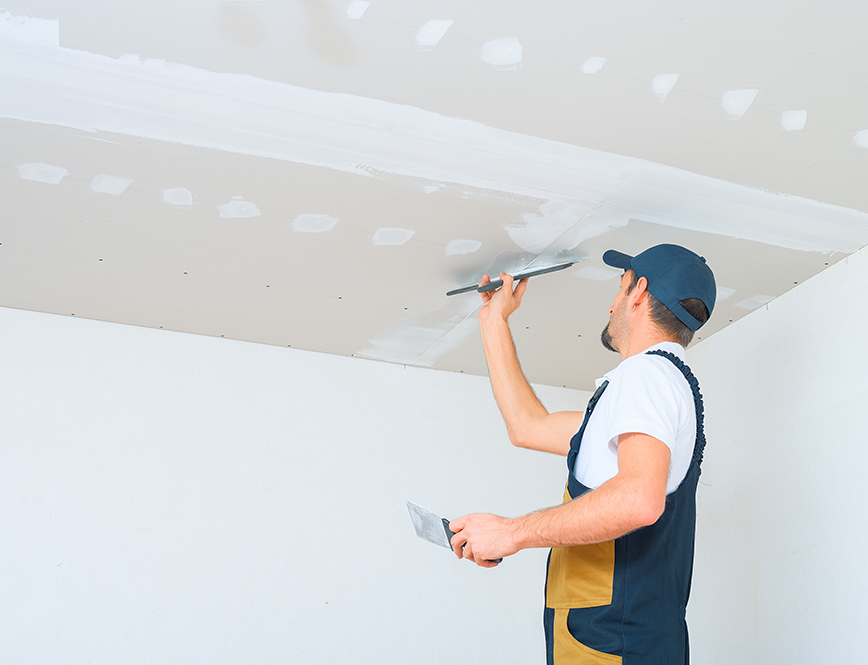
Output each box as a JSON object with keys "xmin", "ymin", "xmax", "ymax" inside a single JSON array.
[{"xmin": 600, "ymin": 323, "xmax": 619, "ymax": 353}]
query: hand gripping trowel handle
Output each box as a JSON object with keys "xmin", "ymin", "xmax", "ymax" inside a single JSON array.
[{"xmin": 443, "ymin": 518, "xmax": 503, "ymax": 564}]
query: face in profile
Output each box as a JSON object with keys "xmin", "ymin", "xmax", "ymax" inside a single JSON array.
[{"xmin": 600, "ymin": 271, "xmax": 632, "ymax": 353}]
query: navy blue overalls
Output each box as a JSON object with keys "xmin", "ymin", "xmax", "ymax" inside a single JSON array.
[{"xmin": 543, "ymin": 350, "xmax": 707, "ymax": 664}]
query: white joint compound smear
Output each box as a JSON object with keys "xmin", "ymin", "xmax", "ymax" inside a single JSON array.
[
  {"xmin": 854, "ymin": 130, "xmax": 868, "ymax": 148},
  {"xmin": 781, "ymin": 110, "xmax": 807, "ymax": 132},
  {"xmin": 652, "ymin": 73, "xmax": 678, "ymax": 101},
  {"xmin": 18, "ymin": 162, "xmax": 68, "ymax": 184},
  {"xmin": 481, "ymin": 38, "xmax": 522, "ymax": 69},
  {"xmin": 372, "ymin": 228, "xmax": 415, "ymax": 246},
  {"xmin": 3, "ymin": 13, "xmax": 868, "ymax": 255},
  {"xmin": 445, "ymin": 239, "xmax": 482, "ymax": 256},
  {"xmin": 218, "ymin": 197, "xmax": 261, "ymax": 218},
  {"xmin": 582, "ymin": 57, "xmax": 606, "ymax": 74},
  {"xmin": 505, "ymin": 199, "xmax": 628, "ymax": 255},
  {"xmin": 346, "ymin": 1, "xmax": 370, "ymax": 19},
  {"xmin": 92, "ymin": 174, "xmax": 133, "ymax": 196},
  {"xmin": 715, "ymin": 286, "xmax": 737, "ymax": 302},
  {"xmin": 735, "ymin": 294, "xmax": 775, "ymax": 310},
  {"xmin": 0, "ymin": 11, "xmax": 58, "ymax": 47},
  {"xmin": 163, "ymin": 188, "xmax": 193, "ymax": 206},
  {"xmin": 416, "ymin": 20, "xmax": 452, "ymax": 48},
  {"xmin": 292, "ymin": 213, "xmax": 338, "ymax": 233},
  {"xmin": 357, "ymin": 296, "xmax": 480, "ymax": 366},
  {"xmin": 722, "ymin": 89, "xmax": 759, "ymax": 118},
  {"xmin": 575, "ymin": 266, "xmax": 620, "ymax": 281}
]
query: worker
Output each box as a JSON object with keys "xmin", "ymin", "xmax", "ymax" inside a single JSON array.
[{"xmin": 449, "ymin": 244, "xmax": 716, "ymax": 664}]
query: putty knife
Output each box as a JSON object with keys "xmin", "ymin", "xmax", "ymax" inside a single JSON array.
[
  {"xmin": 406, "ymin": 500, "xmax": 503, "ymax": 564},
  {"xmin": 446, "ymin": 261, "xmax": 574, "ymax": 296}
]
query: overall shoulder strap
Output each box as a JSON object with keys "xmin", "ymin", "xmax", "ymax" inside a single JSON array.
[
  {"xmin": 565, "ymin": 379, "xmax": 609, "ymax": 474},
  {"xmin": 645, "ymin": 349, "xmax": 707, "ymax": 468}
]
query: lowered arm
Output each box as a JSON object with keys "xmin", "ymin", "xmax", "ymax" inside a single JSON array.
[{"xmin": 449, "ymin": 432, "xmax": 670, "ymax": 566}]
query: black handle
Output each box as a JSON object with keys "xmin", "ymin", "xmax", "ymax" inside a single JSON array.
[{"xmin": 444, "ymin": 518, "xmax": 503, "ymax": 564}]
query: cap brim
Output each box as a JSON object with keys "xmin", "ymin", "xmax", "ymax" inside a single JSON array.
[{"xmin": 602, "ymin": 250, "xmax": 633, "ymax": 270}]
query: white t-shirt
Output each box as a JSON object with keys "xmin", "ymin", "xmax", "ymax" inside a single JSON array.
[{"xmin": 572, "ymin": 342, "xmax": 697, "ymax": 495}]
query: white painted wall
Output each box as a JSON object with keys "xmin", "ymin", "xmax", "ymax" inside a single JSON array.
[
  {"xmin": 688, "ymin": 244, "xmax": 868, "ymax": 662},
  {"xmin": 0, "ymin": 306, "xmax": 585, "ymax": 664}
]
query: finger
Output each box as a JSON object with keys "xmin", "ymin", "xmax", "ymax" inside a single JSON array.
[
  {"xmin": 478, "ymin": 274, "xmax": 493, "ymax": 304},
  {"xmin": 451, "ymin": 534, "xmax": 466, "ymax": 559},
  {"xmin": 513, "ymin": 277, "xmax": 528, "ymax": 301},
  {"xmin": 468, "ymin": 549, "xmax": 501, "ymax": 568}
]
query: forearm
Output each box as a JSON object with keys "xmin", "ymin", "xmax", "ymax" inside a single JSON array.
[
  {"xmin": 476, "ymin": 274, "xmax": 580, "ymax": 454},
  {"xmin": 480, "ymin": 315, "xmax": 550, "ymax": 446},
  {"xmin": 449, "ymin": 476, "xmax": 661, "ymax": 566},
  {"xmin": 511, "ymin": 474, "xmax": 663, "ymax": 550}
]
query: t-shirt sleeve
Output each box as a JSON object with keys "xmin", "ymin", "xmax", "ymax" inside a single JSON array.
[{"xmin": 604, "ymin": 357, "xmax": 682, "ymax": 451}]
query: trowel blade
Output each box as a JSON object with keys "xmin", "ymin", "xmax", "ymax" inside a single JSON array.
[
  {"xmin": 446, "ymin": 259, "xmax": 580, "ymax": 296},
  {"xmin": 406, "ymin": 501, "xmax": 454, "ymax": 550}
]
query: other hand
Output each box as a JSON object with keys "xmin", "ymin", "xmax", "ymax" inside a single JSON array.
[{"xmin": 448, "ymin": 512, "xmax": 519, "ymax": 568}]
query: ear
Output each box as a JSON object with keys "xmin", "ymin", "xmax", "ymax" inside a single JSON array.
[{"xmin": 629, "ymin": 276, "xmax": 650, "ymax": 307}]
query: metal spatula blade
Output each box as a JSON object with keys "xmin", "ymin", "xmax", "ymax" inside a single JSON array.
[
  {"xmin": 406, "ymin": 501, "xmax": 453, "ymax": 550},
  {"xmin": 405, "ymin": 501, "xmax": 503, "ymax": 563},
  {"xmin": 446, "ymin": 260, "xmax": 577, "ymax": 296}
]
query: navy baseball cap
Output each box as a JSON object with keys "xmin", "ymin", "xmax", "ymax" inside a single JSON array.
[{"xmin": 603, "ymin": 244, "xmax": 716, "ymax": 331}]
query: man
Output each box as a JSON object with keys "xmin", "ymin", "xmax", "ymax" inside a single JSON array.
[{"xmin": 449, "ymin": 244, "xmax": 716, "ymax": 664}]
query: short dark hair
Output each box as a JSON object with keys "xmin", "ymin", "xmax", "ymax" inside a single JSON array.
[{"xmin": 626, "ymin": 271, "xmax": 709, "ymax": 346}]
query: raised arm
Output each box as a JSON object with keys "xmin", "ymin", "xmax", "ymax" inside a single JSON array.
[{"xmin": 478, "ymin": 273, "xmax": 582, "ymax": 456}]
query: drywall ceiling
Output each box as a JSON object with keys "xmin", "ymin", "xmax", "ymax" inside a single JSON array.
[{"xmin": 2, "ymin": 1, "xmax": 867, "ymax": 390}]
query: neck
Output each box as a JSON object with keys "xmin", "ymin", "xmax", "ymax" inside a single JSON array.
[{"xmin": 618, "ymin": 319, "xmax": 679, "ymax": 360}]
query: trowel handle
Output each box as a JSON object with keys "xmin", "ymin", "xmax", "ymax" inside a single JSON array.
[{"xmin": 477, "ymin": 278, "xmax": 505, "ymax": 293}]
